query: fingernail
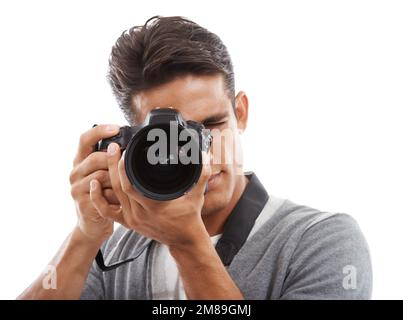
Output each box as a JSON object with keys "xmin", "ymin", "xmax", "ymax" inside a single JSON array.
[
  {"xmin": 107, "ymin": 143, "xmax": 118, "ymax": 155},
  {"xmin": 106, "ymin": 125, "xmax": 120, "ymax": 132},
  {"xmin": 90, "ymin": 180, "xmax": 97, "ymax": 191}
]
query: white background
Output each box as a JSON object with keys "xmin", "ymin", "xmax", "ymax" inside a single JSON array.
[{"xmin": 0, "ymin": 0, "xmax": 402, "ymax": 299}]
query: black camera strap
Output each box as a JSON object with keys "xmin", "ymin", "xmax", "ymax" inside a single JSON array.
[{"xmin": 95, "ymin": 241, "xmax": 152, "ymax": 271}]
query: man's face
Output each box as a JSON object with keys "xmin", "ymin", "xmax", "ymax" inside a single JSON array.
[{"xmin": 131, "ymin": 74, "xmax": 248, "ymax": 216}]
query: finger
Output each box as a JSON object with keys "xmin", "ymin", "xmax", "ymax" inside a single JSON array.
[
  {"xmin": 71, "ymin": 170, "xmax": 113, "ymax": 199},
  {"xmin": 110, "ymin": 147, "xmax": 145, "ymax": 227},
  {"xmin": 117, "ymin": 152, "xmax": 136, "ymax": 197},
  {"xmin": 117, "ymin": 151, "xmax": 147, "ymax": 209},
  {"xmin": 104, "ymin": 188, "xmax": 120, "ymax": 205},
  {"xmin": 89, "ymin": 179, "xmax": 125, "ymax": 224},
  {"xmin": 106, "ymin": 143, "xmax": 134, "ymax": 211},
  {"xmin": 187, "ymin": 151, "xmax": 212, "ymax": 197},
  {"xmin": 73, "ymin": 124, "xmax": 120, "ymax": 166},
  {"xmin": 70, "ymin": 153, "xmax": 109, "ymax": 183}
]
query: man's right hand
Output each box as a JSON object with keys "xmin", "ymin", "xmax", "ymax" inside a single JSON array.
[
  {"xmin": 17, "ymin": 124, "xmax": 123, "ymax": 300},
  {"xmin": 69, "ymin": 124, "xmax": 122, "ymax": 243}
]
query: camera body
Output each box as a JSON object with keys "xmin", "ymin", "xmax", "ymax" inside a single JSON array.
[{"xmin": 98, "ymin": 108, "xmax": 212, "ymax": 201}]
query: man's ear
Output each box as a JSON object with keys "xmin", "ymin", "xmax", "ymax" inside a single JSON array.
[{"xmin": 234, "ymin": 91, "xmax": 249, "ymax": 133}]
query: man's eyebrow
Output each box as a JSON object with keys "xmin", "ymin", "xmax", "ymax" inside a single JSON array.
[{"xmin": 201, "ymin": 111, "xmax": 230, "ymax": 124}]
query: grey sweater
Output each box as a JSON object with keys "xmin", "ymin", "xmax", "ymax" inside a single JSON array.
[{"xmin": 80, "ymin": 183, "xmax": 372, "ymax": 300}]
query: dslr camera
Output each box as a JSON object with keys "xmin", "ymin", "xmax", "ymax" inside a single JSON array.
[{"xmin": 97, "ymin": 108, "xmax": 212, "ymax": 201}]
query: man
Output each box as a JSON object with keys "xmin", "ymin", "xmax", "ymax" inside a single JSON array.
[{"xmin": 18, "ymin": 16, "xmax": 372, "ymax": 300}]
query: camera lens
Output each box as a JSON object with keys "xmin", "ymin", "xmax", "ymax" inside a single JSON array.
[{"xmin": 125, "ymin": 123, "xmax": 202, "ymax": 200}]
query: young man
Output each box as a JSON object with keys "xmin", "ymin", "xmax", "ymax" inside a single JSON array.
[{"xmin": 19, "ymin": 16, "xmax": 372, "ymax": 300}]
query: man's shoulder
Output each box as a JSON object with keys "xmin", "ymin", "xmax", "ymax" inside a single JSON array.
[
  {"xmin": 261, "ymin": 195, "xmax": 361, "ymax": 238},
  {"xmin": 277, "ymin": 199, "xmax": 372, "ymax": 299},
  {"xmin": 252, "ymin": 194, "xmax": 372, "ymax": 277},
  {"xmin": 241, "ymin": 195, "xmax": 372, "ymax": 299}
]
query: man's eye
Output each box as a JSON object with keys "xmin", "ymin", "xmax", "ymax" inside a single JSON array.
[{"xmin": 204, "ymin": 121, "xmax": 226, "ymax": 127}]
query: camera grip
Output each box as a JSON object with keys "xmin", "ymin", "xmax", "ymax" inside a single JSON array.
[{"xmin": 96, "ymin": 126, "xmax": 133, "ymax": 152}]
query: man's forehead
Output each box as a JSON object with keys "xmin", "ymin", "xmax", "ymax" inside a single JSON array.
[
  {"xmin": 130, "ymin": 74, "xmax": 231, "ymax": 123},
  {"xmin": 134, "ymin": 104, "xmax": 230, "ymax": 125}
]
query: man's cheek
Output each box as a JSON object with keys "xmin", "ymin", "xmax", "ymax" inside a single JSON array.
[
  {"xmin": 233, "ymin": 132, "xmax": 244, "ymax": 176},
  {"xmin": 210, "ymin": 127, "xmax": 237, "ymax": 166}
]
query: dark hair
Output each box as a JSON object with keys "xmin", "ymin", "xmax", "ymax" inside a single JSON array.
[{"xmin": 107, "ymin": 16, "xmax": 235, "ymax": 123}]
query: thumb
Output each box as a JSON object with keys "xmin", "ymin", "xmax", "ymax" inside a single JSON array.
[{"xmin": 187, "ymin": 151, "xmax": 212, "ymax": 197}]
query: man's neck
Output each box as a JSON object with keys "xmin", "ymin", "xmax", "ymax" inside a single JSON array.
[{"xmin": 202, "ymin": 174, "xmax": 249, "ymax": 236}]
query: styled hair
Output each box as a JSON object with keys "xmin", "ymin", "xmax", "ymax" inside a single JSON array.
[{"xmin": 107, "ymin": 15, "xmax": 235, "ymax": 123}]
